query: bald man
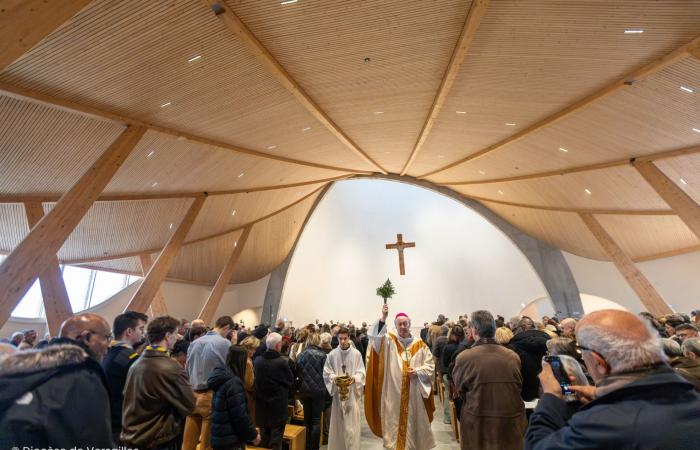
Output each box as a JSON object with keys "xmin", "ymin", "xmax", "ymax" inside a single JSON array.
[
  {"xmin": 526, "ymin": 309, "xmax": 700, "ymax": 450},
  {"xmin": 0, "ymin": 313, "xmax": 113, "ymax": 447}
]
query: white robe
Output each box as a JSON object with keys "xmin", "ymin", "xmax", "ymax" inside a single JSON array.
[
  {"xmin": 365, "ymin": 320, "xmax": 435, "ymax": 450},
  {"xmin": 324, "ymin": 345, "xmax": 366, "ymax": 450}
]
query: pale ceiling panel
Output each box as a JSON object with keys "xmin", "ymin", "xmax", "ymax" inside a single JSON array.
[
  {"xmin": 409, "ymin": 0, "xmax": 700, "ymax": 176},
  {"xmin": 186, "ymin": 183, "xmax": 328, "ymax": 242},
  {"xmin": 77, "ymin": 256, "xmax": 143, "ymax": 275},
  {"xmin": 231, "ymin": 0, "xmax": 471, "ymax": 173},
  {"xmin": 231, "ymin": 190, "xmax": 321, "ymax": 283},
  {"xmin": 0, "ymin": 0, "xmax": 372, "ymax": 171},
  {"xmin": 0, "ymin": 204, "xmax": 29, "ymax": 253},
  {"xmin": 0, "ymin": 94, "xmax": 126, "ymax": 194},
  {"xmin": 482, "ymin": 201, "xmax": 607, "ymax": 260},
  {"xmin": 104, "ymin": 130, "xmax": 346, "ymax": 195},
  {"xmin": 596, "ymin": 214, "xmax": 700, "ymax": 260},
  {"xmin": 49, "ymin": 199, "xmax": 194, "ymax": 261},
  {"xmin": 452, "ymin": 165, "xmax": 668, "ymax": 211},
  {"xmin": 167, "ymin": 230, "xmax": 243, "ymax": 284},
  {"xmin": 433, "ymin": 57, "xmax": 700, "ymax": 183},
  {"xmin": 654, "ymin": 153, "xmax": 700, "ymax": 205}
]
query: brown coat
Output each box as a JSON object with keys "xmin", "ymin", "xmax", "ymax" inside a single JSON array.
[
  {"xmin": 244, "ymin": 356, "xmax": 256, "ymax": 421},
  {"xmin": 428, "ymin": 323, "xmax": 442, "ymax": 348},
  {"xmin": 121, "ymin": 348, "xmax": 196, "ymax": 448},
  {"xmin": 453, "ymin": 340, "xmax": 526, "ymax": 450}
]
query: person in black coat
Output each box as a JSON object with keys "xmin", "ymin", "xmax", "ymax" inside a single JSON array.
[
  {"xmin": 295, "ymin": 333, "xmax": 328, "ymax": 450},
  {"xmin": 208, "ymin": 345, "xmax": 260, "ymax": 450},
  {"xmin": 508, "ymin": 316, "xmax": 550, "ymax": 401},
  {"xmin": 254, "ymin": 332, "xmax": 294, "ymax": 450}
]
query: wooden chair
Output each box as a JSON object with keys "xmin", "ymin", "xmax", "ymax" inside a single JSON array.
[
  {"xmin": 248, "ymin": 423, "xmax": 307, "ymax": 450},
  {"xmin": 450, "ymin": 401, "xmax": 460, "ymax": 442}
]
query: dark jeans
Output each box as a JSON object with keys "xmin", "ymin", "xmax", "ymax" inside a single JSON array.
[
  {"xmin": 261, "ymin": 421, "xmax": 286, "ymax": 450},
  {"xmin": 302, "ymin": 393, "xmax": 324, "ymax": 450}
]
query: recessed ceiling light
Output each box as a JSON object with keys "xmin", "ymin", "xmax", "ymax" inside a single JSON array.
[
  {"xmin": 680, "ymin": 86, "xmax": 694, "ymax": 93},
  {"xmin": 585, "ymin": 188, "xmax": 592, "ymax": 195},
  {"xmin": 160, "ymin": 102, "xmax": 171, "ymax": 108},
  {"xmin": 266, "ymin": 145, "xmax": 277, "ymax": 150},
  {"xmin": 169, "ymin": 223, "xmax": 174, "ymax": 229},
  {"xmin": 187, "ymin": 55, "xmax": 202, "ymax": 63},
  {"xmin": 374, "ymin": 111, "xmax": 384, "ymax": 115},
  {"xmin": 146, "ymin": 151, "xmax": 155, "ymax": 158},
  {"xmin": 478, "ymin": 170, "xmax": 486, "ymax": 175},
  {"xmin": 237, "ymin": 172, "xmax": 245, "ymax": 178},
  {"xmin": 693, "ymin": 128, "xmax": 700, "ymax": 133},
  {"xmin": 302, "ymin": 126, "xmax": 311, "ymax": 132},
  {"xmin": 231, "ymin": 209, "xmax": 237, "ymax": 216},
  {"xmin": 234, "ymin": 241, "xmax": 238, "ymax": 247},
  {"xmin": 505, "ymin": 122, "xmax": 516, "ymax": 126},
  {"xmin": 280, "ymin": 0, "xmax": 297, "ymax": 4},
  {"xmin": 559, "ymin": 147, "xmax": 569, "ymax": 153},
  {"xmin": 680, "ymin": 178, "xmax": 688, "ymax": 185},
  {"xmin": 624, "ymin": 29, "xmax": 644, "ymax": 34},
  {"xmin": 498, "ymin": 190, "xmax": 504, "ymax": 195},
  {"xmin": 520, "ymin": 303, "xmax": 526, "ymax": 308},
  {"xmin": 456, "ymin": 111, "xmax": 467, "ymax": 114},
  {"xmin": 151, "ymin": 182, "xmax": 158, "ymax": 188}
]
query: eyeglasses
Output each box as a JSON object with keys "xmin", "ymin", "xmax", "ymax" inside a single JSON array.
[{"xmin": 87, "ymin": 330, "xmax": 113, "ymax": 341}]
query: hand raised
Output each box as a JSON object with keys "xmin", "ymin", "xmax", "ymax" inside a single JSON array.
[{"xmin": 381, "ymin": 303, "xmax": 389, "ymax": 321}]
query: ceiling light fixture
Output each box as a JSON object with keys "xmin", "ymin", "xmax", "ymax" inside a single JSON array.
[
  {"xmin": 266, "ymin": 145, "xmax": 277, "ymax": 150},
  {"xmin": 160, "ymin": 102, "xmax": 171, "ymax": 108},
  {"xmin": 187, "ymin": 55, "xmax": 202, "ymax": 62},
  {"xmin": 280, "ymin": 0, "xmax": 297, "ymax": 4},
  {"xmin": 147, "ymin": 151, "xmax": 155, "ymax": 158},
  {"xmin": 374, "ymin": 111, "xmax": 384, "ymax": 115},
  {"xmin": 302, "ymin": 126, "xmax": 311, "ymax": 132},
  {"xmin": 169, "ymin": 223, "xmax": 174, "ymax": 230},
  {"xmin": 624, "ymin": 29, "xmax": 644, "ymax": 34},
  {"xmin": 456, "ymin": 111, "xmax": 467, "ymax": 114},
  {"xmin": 693, "ymin": 128, "xmax": 700, "ymax": 133},
  {"xmin": 680, "ymin": 178, "xmax": 688, "ymax": 185},
  {"xmin": 237, "ymin": 172, "xmax": 245, "ymax": 178},
  {"xmin": 585, "ymin": 188, "xmax": 592, "ymax": 195},
  {"xmin": 680, "ymin": 86, "xmax": 694, "ymax": 93},
  {"xmin": 498, "ymin": 190, "xmax": 504, "ymax": 195},
  {"xmin": 559, "ymin": 147, "xmax": 569, "ymax": 153},
  {"xmin": 505, "ymin": 122, "xmax": 516, "ymax": 126},
  {"xmin": 478, "ymin": 170, "xmax": 486, "ymax": 175},
  {"xmin": 151, "ymin": 182, "xmax": 158, "ymax": 187}
]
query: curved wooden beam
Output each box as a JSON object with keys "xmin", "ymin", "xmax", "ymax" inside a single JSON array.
[
  {"xmin": 440, "ymin": 144, "xmax": 700, "ymax": 186},
  {"xmin": 399, "ymin": 0, "xmax": 490, "ymax": 175},
  {"xmin": 0, "ymin": 174, "xmax": 353, "ymax": 203},
  {"xmin": 0, "ymin": 82, "xmax": 370, "ymax": 174},
  {"xmin": 201, "ymin": 0, "xmax": 388, "ymax": 175},
  {"xmin": 417, "ymin": 34, "xmax": 700, "ymax": 180},
  {"xmin": 633, "ymin": 244, "xmax": 700, "ymax": 263}
]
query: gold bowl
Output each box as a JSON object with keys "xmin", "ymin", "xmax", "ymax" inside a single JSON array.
[{"xmin": 335, "ymin": 375, "xmax": 353, "ymax": 401}]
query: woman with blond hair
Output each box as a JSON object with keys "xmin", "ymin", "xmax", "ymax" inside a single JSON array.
[
  {"xmin": 239, "ymin": 335, "xmax": 261, "ymax": 422},
  {"xmin": 495, "ymin": 326, "xmax": 514, "ymax": 345}
]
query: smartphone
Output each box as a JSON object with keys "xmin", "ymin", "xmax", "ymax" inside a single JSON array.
[{"xmin": 543, "ymin": 355, "xmax": 572, "ymax": 396}]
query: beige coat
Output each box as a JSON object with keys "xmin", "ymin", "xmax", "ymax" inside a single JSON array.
[{"xmin": 452, "ymin": 340, "xmax": 526, "ymax": 450}]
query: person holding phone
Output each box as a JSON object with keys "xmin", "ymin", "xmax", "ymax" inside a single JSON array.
[{"xmin": 526, "ymin": 309, "xmax": 700, "ymax": 450}]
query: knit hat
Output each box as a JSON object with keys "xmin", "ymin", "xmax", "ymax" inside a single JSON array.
[{"xmin": 253, "ymin": 324, "xmax": 269, "ymax": 339}]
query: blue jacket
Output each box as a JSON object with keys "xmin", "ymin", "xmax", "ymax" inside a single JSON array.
[
  {"xmin": 208, "ymin": 366, "xmax": 257, "ymax": 449},
  {"xmin": 525, "ymin": 365, "xmax": 700, "ymax": 450}
]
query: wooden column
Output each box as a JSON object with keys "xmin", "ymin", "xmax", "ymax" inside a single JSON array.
[
  {"xmin": 24, "ymin": 202, "xmax": 73, "ymax": 336},
  {"xmin": 0, "ymin": 0, "xmax": 93, "ymax": 70},
  {"xmin": 633, "ymin": 159, "xmax": 700, "ymax": 240},
  {"xmin": 139, "ymin": 254, "xmax": 168, "ymax": 318},
  {"xmin": 198, "ymin": 225, "xmax": 253, "ymax": 326},
  {"xmin": 0, "ymin": 125, "xmax": 146, "ymax": 327},
  {"xmin": 124, "ymin": 197, "xmax": 206, "ymax": 313},
  {"xmin": 579, "ymin": 213, "xmax": 672, "ymax": 316}
]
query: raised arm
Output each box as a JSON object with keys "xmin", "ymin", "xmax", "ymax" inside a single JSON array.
[{"xmin": 367, "ymin": 303, "xmax": 389, "ymax": 353}]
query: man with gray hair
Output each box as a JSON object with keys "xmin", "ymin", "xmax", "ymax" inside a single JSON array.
[
  {"xmin": 453, "ymin": 311, "xmax": 526, "ymax": 450},
  {"xmin": 526, "ymin": 309, "xmax": 700, "ymax": 449}
]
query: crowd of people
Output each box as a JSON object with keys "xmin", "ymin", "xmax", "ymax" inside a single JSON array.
[{"xmin": 0, "ymin": 306, "xmax": 699, "ymax": 450}]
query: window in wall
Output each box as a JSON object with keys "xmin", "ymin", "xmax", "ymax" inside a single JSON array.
[
  {"xmin": 89, "ymin": 270, "xmax": 130, "ymax": 307},
  {"xmin": 62, "ymin": 265, "xmax": 94, "ymax": 312}
]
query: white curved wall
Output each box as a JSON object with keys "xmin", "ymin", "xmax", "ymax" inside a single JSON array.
[
  {"xmin": 520, "ymin": 293, "xmax": 629, "ymax": 320},
  {"xmin": 278, "ymin": 179, "xmax": 548, "ymax": 326}
]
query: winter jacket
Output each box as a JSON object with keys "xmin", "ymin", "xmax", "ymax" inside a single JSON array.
[
  {"xmin": 508, "ymin": 329, "xmax": 550, "ymax": 401},
  {"xmin": 121, "ymin": 347, "xmax": 196, "ymax": 448},
  {"xmin": 674, "ymin": 356, "xmax": 700, "ymax": 390},
  {"xmin": 526, "ymin": 365, "xmax": 700, "ymax": 449},
  {"xmin": 254, "ymin": 349, "xmax": 294, "ymax": 427},
  {"xmin": 101, "ymin": 342, "xmax": 139, "ymax": 438},
  {"xmin": 0, "ymin": 344, "xmax": 113, "ymax": 448},
  {"xmin": 208, "ymin": 366, "xmax": 257, "ymax": 449},
  {"xmin": 296, "ymin": 345, "xmax": 328, "ymax": 396}
]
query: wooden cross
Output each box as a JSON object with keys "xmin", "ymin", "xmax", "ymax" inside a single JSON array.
[{"xmin": 385, "ymin": 234, "xmax": 416, "ymax": 275}]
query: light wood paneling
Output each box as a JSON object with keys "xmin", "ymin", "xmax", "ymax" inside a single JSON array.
[
  {"xmin": 140, "ymin": 254, "xmax": 168, "ymax": 317},
  {"xmin": 655, "ymin": 152, "xmax": 700, "ymax": 205},
  {"xmin": 0, "ymin": 204, "xmax": 30, "ymax": 252}
]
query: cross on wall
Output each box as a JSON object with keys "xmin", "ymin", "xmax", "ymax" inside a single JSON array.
[{"xmin": 385, "ymin": 233, "xmax": 416, "ymax": 275}]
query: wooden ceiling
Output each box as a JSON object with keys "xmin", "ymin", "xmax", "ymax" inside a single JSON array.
[{"xmin": 1, "ymin": 0, "xmax": 699, "ymax": 285}]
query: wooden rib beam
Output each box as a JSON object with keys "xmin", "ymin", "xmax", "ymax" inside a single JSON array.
[
  {"xmin": 139, "ymin": 254, "xmax": 168, "ymax": 318},
  {"xmin": 0, "ymin": 125, "xmax": 145, "ymax": 327},
  {"xmin": 124, "ymin": 197, "xmax": 205, "ymax": 313},
  {"xmin": 0, "ymin": 0, "xmax": 92, "ymax": 71},
  {"xmin": 579, "ymin": 213, "xmax": 672, "ymax": 316},
  {"xmin": 418, "ymin": 34, "xmax": 700, "ymax": 180},
  {"xmin": 65, "ymin": 183, "xmax": 326, "ymax": 265},
  {"xmin": 633, "ymin": 244, "xmax": 700, "ymax": 263},
  {"xmin": 201, "ymin": 0, "xmax": 387, "ymax": 175},
  {"xmin": 0, "ymin": 81, "xmax": 368, "ymax": 174},
  {"xmin": 633, "ymin": 159, "xmax": 700, "ymax": 239},
  {"xmin": 399, "ymin": 0, "xmax": 490, "ymax": 176},
  {"xmin": 0, "ymin": 174, "xmax": 353, "ymax": 204},
  {"xmin": 198, "ymin": 224, "xmax": 253, "ymax": 325},
  {"xmin": 441, "ymin": 144, "xmax": 700, "ymax": 186},
  {"xmin": 24, "ymin": 202, "xmax": 73, "ymax": 336}
]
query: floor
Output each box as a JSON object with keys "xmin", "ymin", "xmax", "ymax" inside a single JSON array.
[{"xmin": 320, "ymin": 395, "xmax": 460, "ymax": 450}]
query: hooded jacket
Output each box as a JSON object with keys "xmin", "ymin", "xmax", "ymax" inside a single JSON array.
[
  {"xmin": 208, "ymin": 366, "xmax": 257, "ymax": 449},
  {"xmin": 0, "ymin": 344, "xmax": 112, "ymax": 448},
  {"xmin": 508, "ymin": 329, "xmax": 550, "ymax": 401}
]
